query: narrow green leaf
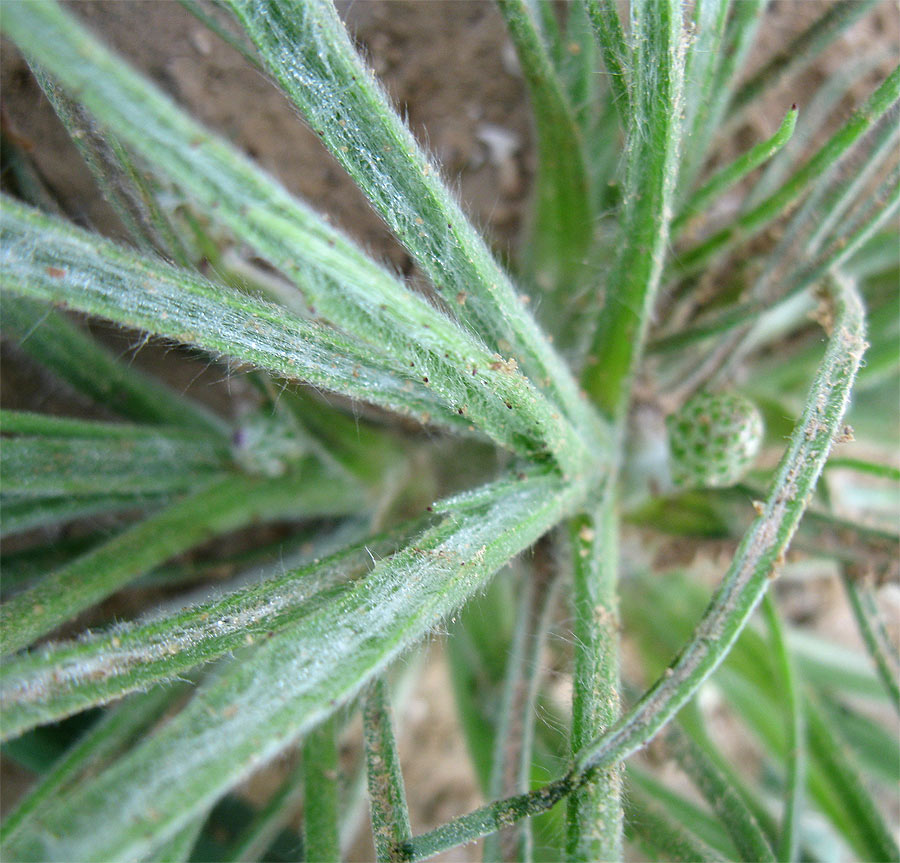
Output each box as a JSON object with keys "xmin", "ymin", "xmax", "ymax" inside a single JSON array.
[
  {"xmin": 1, "ymin": 418, "xmax": 230, "ymax": 498},
  {"xmin": 648, "ymin": 302, "xmax": 763, "ymax": 355},
  {"xmin": 0, "ymin": 3, "xmax": 596, "ymax": 473},
  {"xmin": 1, "ymin": 411, "xmax": 183, "ymax": 441},
  {"xmin": 707, "ymin": 0, "xmax": 768, "ymax": 141},
  {"xmin": 658, "ymin": 174, "xmax": 898, "ymax": 365},
  {"xmin": 0, "ymin": 524, "xmax": 408, "ymax": 740},
  {"xmin": 575, "ymin": 273, "xmax": 867, "ymax": 776},
  {"xmin": 845, "ymin": 228, "xmax": 900, "ymax": 280},
  {"xmin": 302, "ymin": 717, "xmax": 340, "ymax": 863},
  {"xmin": 0, "ymin": 464, "xmax": 362, "ymax": 659},
  {"xmin": 1, "ymin": 295, "xmax": 225, "ymax": 435},
  {"xmin": 805, "ymin": 118, "xmax": 899, "ymax": 256},
  {"xmin": 0, "ymin": 197, "xmax": 483, "ymax": 445},
  {"xmin": 676, "ymin": 0, "xmax": 731, "ymax": 198},
  {"xmin": 817, "ymin": 692, "xmax": 900, "ymax": 785},
  {"xmin": 622, "ymin": 576, "xmax": 849, "ymax": 862},
  {"xmin": 557, "ymin": 0, "xmax": 592, "ymax": 93},
  {"xmin": 0, "ymin": 129, "xmax": 64, "ymax": 216},
  {"xmin": 625, "ymin": 780, "xmax": 728, "ymax": 863},
  {"xmin": 363, "ymin": 677, "xmax": 413, "ymax": 863},
  {"xmin": 1, "ymin": 536, "xmax": 101, "ymax": 598},
  {"xmin": 142, "ymin": 813, "xmax": 208, "ymax": 863},
  {"xmin": 483, "ymin": 561, "xmax": 560, "ymax": 863},
  {"xmin": 496, "ymin": 0, "xmax": 593, "ymax": 295},
  {"xmin": 221, "ymin": 0, "xmax": 601, "ymax": 446},
  {"xmin": 713, "ymin": 672, "xmax": 858, "ymax": 854},
  {"xmin": 760, "ymin": 595, "xmax": 805, "ymax": 863},
  {"xmin": 674, "ymin": 106, "xmax": 798, "ymax": 234},
  {"xmin": 745, "ymin": 50, "xmax": 888, "ymax": 216},
  {"xmin": 729, "ymin": 1, "xmax": 879, "ymax": 118},
  {"xmin": 707, "ymin": 174, "xmax": 898, "ymax": 382},
  {"xmin": 2, "ymin": 469, "xmax": 585, "ymax": 861},
  {"xmin": 30, "ymin": 65, "xmax": 192, "ymax": 266},
  {"xmin": 445, "ymin": 582, "xmax": 514, "ymax": 796},
  {"xmin": 626, "ymin": 766, "xmax": 737, "ymax": 859},
  {"xmin": 824, "ymin": 166, "xmax": 900, "ymax": 253},
  {"xmin": 677, "ymin": 65, "xmax": 900, "ymax": 274},
  {"xmin": 581, "ymin": 0, "xmax": 631, "ymax": 125},
  {"xmin": 791, "ymin": 630, "xmax": 889, "ymax": 702},
  {"xmin": 566, "ymin": 494, "xmax": 622, "ymax": 862},
  {"xmin": 840, "ymin": 567, "xmax": 900, "ymax": 714},
  {"xmin": 0, "ymin": 686, "xmax": 185, "ymax": 846},
  {"xmin": 179, "ymin": 0, "xmax": 262, "ymax": 72},
  {"xmin": 662, "ymin": 713, "xmax": 775, "ymax": 861},
  {"xmin": 559, "ymin": 2, "xmax": 621, "ymax": 201},
  {"xmin": 581, "ymin": 0, "xmax": 686, "ymax": 418},
  {"xmin": 676, "ymin": 703, "xmax": 783, "ymax": 852},
  {"xmin": 524, "ymin": 0, "xmax": 563, "ymax": 61},
  {"xmin": 825, "ymin": 457, "xmax": 900, "ymax": 482},
  {"xmin": 0, "ymin": 492, "xmax": 169, "ymax": 538},
  {"xmin": 805, "ymin": 690, "xmax": 899, "ymax": 862},
  {"xmin": 221, "ymin": 759, "xmax": 304, "ymax": 863}
]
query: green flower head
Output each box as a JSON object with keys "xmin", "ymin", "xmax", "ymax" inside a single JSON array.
[{"xmin": 666, "ymin": 392, "xmax": 764, "ymax": 488}]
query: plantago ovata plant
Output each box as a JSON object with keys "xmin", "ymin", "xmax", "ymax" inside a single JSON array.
[{"xmin": 1, "ymin": 2, "xmax": 897, "ymax": 861}]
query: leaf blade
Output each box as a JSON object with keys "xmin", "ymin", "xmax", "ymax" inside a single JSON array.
[{"xmin": 2, "ymin": 469, "xmax": 585, "ymax": 861}]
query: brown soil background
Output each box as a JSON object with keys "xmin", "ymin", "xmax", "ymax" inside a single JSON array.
[{"xmin": 1, "ymin": 2, "xmax": 898, "ymax": 861}]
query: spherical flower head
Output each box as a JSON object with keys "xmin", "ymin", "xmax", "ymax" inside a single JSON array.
[{"xmin": 666, "ymin": 392, "xmax": 764, "ymax": 489}]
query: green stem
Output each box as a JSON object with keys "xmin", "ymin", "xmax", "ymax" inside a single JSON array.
[
  {"xmin": 405, "ymin": 777, "xmax": 573, "ymax": 862},
  {"xmin": 363, "ymin": 677, "xmax": 413, "ymax": 863},
  {"xmin": 575, "ymin": 273, "xmax": 867, "ymax": 776},
  {"xmin": 565, "ymin": 493, "xmax": 621, "ymax": 862},
  {"xmin": 303, "ymin": 717, "xmax": 341, "ymax": 863}
]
